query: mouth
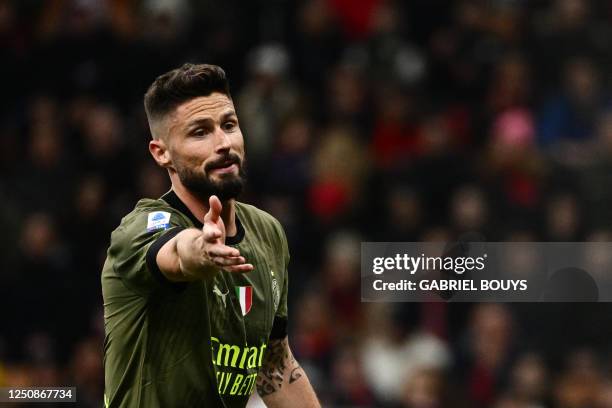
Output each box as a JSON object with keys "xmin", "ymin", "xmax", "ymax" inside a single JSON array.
[{"xmin": 209, "ymin": 160, "xmax": 238, "ymax": 174}]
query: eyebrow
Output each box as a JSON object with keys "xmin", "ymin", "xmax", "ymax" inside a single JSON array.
[{"xmin": 184, "ymin": 110, "xmax": 237, "ymax": 131}]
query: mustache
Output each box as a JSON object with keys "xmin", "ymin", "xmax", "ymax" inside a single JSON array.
[{"xmin": 204, "ymin": 153, "xmax": 241, "ymax": 172}]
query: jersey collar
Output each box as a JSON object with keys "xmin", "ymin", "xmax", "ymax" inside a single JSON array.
[{"xmin": 160, "ymin": 190, "xmax": 245, "ymax": 245}]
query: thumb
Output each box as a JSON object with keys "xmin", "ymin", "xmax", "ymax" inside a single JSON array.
[{"xmin": 204, "ymin": 195, "xmax": 223, "ymax": 223}]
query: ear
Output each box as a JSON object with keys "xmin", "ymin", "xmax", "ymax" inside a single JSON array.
[{"xmin": 149, "ymin": 138, "xmax": 173, "ymax": 169}]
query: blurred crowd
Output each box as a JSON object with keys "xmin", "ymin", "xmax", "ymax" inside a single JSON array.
[{"xmin": 2, "ymin": 0, "xmax": 612, "ymax": 406}]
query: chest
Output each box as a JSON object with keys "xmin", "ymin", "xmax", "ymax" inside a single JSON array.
[{"xmin": 207, "ymin": 235, "xmax": 283, "ymax": 346}]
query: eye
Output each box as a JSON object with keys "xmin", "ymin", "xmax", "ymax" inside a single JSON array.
[
  {"xmin": 223, "ymin": 121, "xmax": 237, "ymax": 131},
  {"xmin": 192, "ymin": 127, "xmax": 206, "ymax": 137}
]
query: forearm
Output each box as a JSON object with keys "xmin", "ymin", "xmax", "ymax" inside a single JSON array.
[
  {"xmin": 157, "ymin": 228, "xmax": 217, "ymax": 281},
  {"xmin": 256, "ymin": 338, "xmax": 320, "ymax": 408}
]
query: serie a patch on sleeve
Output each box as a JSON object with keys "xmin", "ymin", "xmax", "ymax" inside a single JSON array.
[{"xmin": 147, "ymin": 211, "xmax": 172, "ymax": 232}]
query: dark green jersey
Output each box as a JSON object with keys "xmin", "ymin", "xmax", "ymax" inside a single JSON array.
[{"xmin": 102, "ymin": 190, "xmax": 289, "ymax": 408}]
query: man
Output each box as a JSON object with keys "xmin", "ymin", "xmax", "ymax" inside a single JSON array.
[{"xmin": 102, "ymin": 63, "xmax": 320, "ymax": 407}]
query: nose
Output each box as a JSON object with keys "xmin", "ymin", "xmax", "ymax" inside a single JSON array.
[{"xmin": 214, "ymin": 126, "xmax": 231, "ymax": 153}]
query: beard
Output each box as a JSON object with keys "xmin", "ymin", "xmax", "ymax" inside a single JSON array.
[{"xmin": 176, "ymin": 153, "xmax": 247, "ymax": 201}]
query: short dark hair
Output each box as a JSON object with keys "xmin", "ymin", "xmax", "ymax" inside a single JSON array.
[{"xmin": 144, "ymin": 63, "xmax": 231, "ymax": 122}]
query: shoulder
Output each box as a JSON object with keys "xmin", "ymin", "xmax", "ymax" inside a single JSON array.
[
  {"xmin": 103, "ymin": 198, "xmax": 189, "ymax": 296},
  {"xmin": 128, "ymin": 198, "xmax": 191, "ymax": 226},
  {"xmin": 110, "ymin": 198, "xmax": 191, "ymax": 246}
]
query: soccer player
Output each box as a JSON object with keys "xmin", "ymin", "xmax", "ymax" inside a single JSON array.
[{"xmin": 102, "ymin": 63, "xmax": 320, "ymax": 407}]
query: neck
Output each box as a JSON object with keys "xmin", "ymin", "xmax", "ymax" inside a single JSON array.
[{"xmin": 171, "ymin": 181, "xmax": 237, "ymax": 237}]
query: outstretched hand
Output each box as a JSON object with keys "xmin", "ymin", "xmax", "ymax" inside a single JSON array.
[{"xmin": 202, "ymin": 195, "xmax": 253, "ymax": 273}]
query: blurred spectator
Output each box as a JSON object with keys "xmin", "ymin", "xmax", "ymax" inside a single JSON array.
[
  {"xmin": 266, "ymin": 114, "xmax": 313, "ymax": 195},
  {"xmin": 328, "ymin": 342, "xmax": 377, "ymax": 407},
  {"xmin": 399, "ymin": 368, "xmax": 456, "ymax": 408},
  {"xmin": 596, "ymin": 380, "xmax": 612, "ymax": 408},
  {"xmin": 538, "ymin": 57, "xmax": 608, "ymax": 153},
  {"xmin": 507, "ymin": 353, "xmax": 549, "ymax": 406},
  {"xmin": 70, "ymin": 336, "xmax": 103, "ymax": 408},
  {"xmin": 370, "ymin": 86, "xmax": 420, "ymax": 170},
  {"xmin": 457, "ymin": 304, "xmax": 516, "ymax": 408},
  {"xmin": 576, "ymin": 110, "xmax": 612, "ymax": 225},
  {"xmin": 320, "ymin": 231, "xmax": 362, "ymax": 332},
  {"xmin": 544, "ymin": 192, "xmax": 583, "ymax": 241},
  {"xmin": 366, "ymin": 1, "xmax": 426, "ymax": 87},
  {"xmin": 487, "ymin": 54, "xmax": 531, "ymax": 115},
  {"xmin": 450, "ymin": 185, "xmax": 489, "ymax": 234},
  {"xmin": 292, "ymin": 290, "xmax": 335, "ymax": 369},
  {"xmin": 16, "ymin": 96, "xmax": 75, "ymax": 215},
  {"xmin": 291, "ymin": 0, "xmax": 343, "ymax": 89},
  {"xmin": 14, "ymin": 213, "xmax": 74, "ymax": 360},
  {"xmin": 326, "ymin": 60, "xmax": 369, "ymax": 125},
  {"xmin": 378, "ymin": 186, "xmax": 423, "ymax": 241},
  {"xmin": 238, "ymin": 44, "xmax": 299, "ymax": 170},
  {"xmin": 308, "ymin": 126, "xmax": 368, "ymax": 224},
  {"xmin": 484, "ymin": 107, "xmax": 545, "ymax": 214},
  {"xmin": 361, "ymin": 303, "xmax": 450, "ymax": 404},
  {"xmin": 553, "ymin": 368, "xmax": 600, "ymax": 408}
]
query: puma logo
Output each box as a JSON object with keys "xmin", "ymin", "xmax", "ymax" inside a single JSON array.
[{"xmin": 213, "ymin": 284, "xmax": 228, "ymax": 308}]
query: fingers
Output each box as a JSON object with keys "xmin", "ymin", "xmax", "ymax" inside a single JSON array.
[
  {"xmin": 199, "ymin": 196, "xmax": 251, "ymax": 274},
  {"xmin": 208, "ymin": 244, "xmax": 240, "ymax": 258},
  {"xmin": 214, "ymin": 259, "xmax": 254, "ymax": 273},
  {"xmin": 206, "ymin": 244, "xmax": 253, "ymax": 273},
  {"xmin": 203, "ymin": 196, "xmax": 224, "ymax": 244},
  {"xmin": 211, "ymin": 256, "xmax": 246, "ymax": 267},
  {"xmin": 204, "ymin": 195, "xmax": 222, "ymax": 224},
  {"xmin": 225, "ymin": 264, "xmax": 254, "ymax": 273}
]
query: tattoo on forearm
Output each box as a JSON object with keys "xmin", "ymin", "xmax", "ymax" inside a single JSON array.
[
  {"xmin": 289, "ymin": 367, "xmax": 303, "ymax": 384},
  {"xmin": 256, "ymin": 338, "xmax": 306, "ymax": 397}
]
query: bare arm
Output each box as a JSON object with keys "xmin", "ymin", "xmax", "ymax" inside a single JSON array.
[
  {"xmin": 256, "ymin": 337, "xmax": 320, "ymax": 408},
  {"xmin": 156, "ymin": 195, "xmax": 253, "ymax": 281}
]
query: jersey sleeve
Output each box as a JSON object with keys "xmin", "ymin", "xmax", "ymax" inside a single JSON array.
[
  {"xmin": 270, "ymin": 220, "xmax": 290, "ymax": 339},
  {"xmin": 107, "ymin": 208, "xmax": 188, "ymax": 296}
]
